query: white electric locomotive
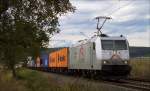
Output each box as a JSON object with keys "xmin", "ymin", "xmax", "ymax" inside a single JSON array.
[{"xmin": 69, "ymin": 34, "xmax": 131, "ymax": 79}]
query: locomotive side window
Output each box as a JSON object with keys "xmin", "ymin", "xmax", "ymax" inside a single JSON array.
[
  {"xmin": 115, "ymin": 40, "xmax": 127, "ymax": 50},
  {"xmin": 101, "ymin": 40, "xmax": 113, "ymax": 50},
  {"xmin": 93, "ymin": 42, "xmax": 95, "ymax": 50}
]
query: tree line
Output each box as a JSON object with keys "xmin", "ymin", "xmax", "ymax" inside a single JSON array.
[{"xmin": 0, "ymin": 0, "xmax": 75, "ymax": 78}]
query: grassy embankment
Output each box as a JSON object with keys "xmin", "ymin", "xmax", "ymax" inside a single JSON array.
[
  {"xmin": 0, "ymin": 68, "xmax": 54, "ymax": 91},
  {"xmin": 0, "ymin": 68, "xmax": 134, "ymax": 91},
  {"xmin": 1, "ymin": 59, "xmax": 149, "ymax": 91},
  {"xmin": 130, "ymin": 58, "xmax": 150, "ymax": 80},
  {"xmin": 0, "ymin": 68, "xmax": 104, "ymax": 91}
]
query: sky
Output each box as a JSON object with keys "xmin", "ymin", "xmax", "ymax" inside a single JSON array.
[{"xmin": 50, "ymin": 0, "xmax": 150, "ymax": 47}]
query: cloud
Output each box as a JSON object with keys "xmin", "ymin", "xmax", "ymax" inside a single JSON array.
[
  {"xmin": 127, "ymin": 30, "xmax": 150, "ymax": 47},
  {"xmin": 49, "ymin": 34, "xmax": 86, "ymax": 47},
  {"xmin": 50, "ymin": 0, "xmax": 150, "ymax": 47}
]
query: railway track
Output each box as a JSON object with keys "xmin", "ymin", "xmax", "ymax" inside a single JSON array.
[
  {"xmin": 32, "ymin": 69, "xmax": 150, "ymax": 91},
  {"xmin": 65, "ymin": 73, "xmax": 150, "ymax": 91},
  {"xmin": 103, "ymin": 79, "xmax": 150, "ymax": 91}
]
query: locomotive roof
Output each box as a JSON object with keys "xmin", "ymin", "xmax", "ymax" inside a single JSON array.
[
  {"xmin": 72, "ymin": 35, "xmax": 127, "ymax": 46},
  {"xmin": 100, "ymin": 36, "xmax": 126, "ymax": 40},
  {"xmin": 90, "ymin": 35, "xmax": 126, "ymax": 42}
]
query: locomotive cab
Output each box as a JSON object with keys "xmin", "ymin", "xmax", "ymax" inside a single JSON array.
[{"xmin": 94, "ymin": 35, "xmax": 131, "ymax": 78}]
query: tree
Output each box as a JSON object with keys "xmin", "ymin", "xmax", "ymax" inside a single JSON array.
[{"xmin": 0, "ymin": 0, "xmax": 75, "ymax": 77}]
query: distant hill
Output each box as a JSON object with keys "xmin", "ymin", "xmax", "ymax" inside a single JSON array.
[{"xmin": 129, "ymin": 47, "xmax": 150, "ymax": 58}]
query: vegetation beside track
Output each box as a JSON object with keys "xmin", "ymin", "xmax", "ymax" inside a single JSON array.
[
  {"xmin": 0, "ymin": 68, "xmax": 134, "ymax": 91},
  {"xmin": 0, "ymin": 68, "xmax": 63, "ymax": 91},
  {"xmin": 1, "ymin": 59, "xmax": 150, "ymax": 91},
  {"xmin": 130, "ymin": 58, "xmax": 150, "ymax": 81},
  {"xmin": 1, "ymin": 68, "xmax": 104, "ymax": 91}
]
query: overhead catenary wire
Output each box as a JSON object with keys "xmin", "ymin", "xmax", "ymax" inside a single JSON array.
[
  {"xmin": 108, "ymin": 0, "xmax": 133, "ymax": 16},
  {"xmin": 80, "ymin": 32, "xmax": 90, "ymax": 39}
]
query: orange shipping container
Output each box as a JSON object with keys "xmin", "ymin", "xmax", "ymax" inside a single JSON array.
[
  {"xmin": 36, "ymin": 56, "xmax": 41, "ymax": 67},
  {"xmin": 49, "ymin": 48, "xmax": 69, "ymax": 68},
  {"xmin": 57, "ymin": 48, "xmax": 68, "ymax": 67},
  {"xmin": 49, "ymin": 51, "xmax": 57, "ymax": 67}
]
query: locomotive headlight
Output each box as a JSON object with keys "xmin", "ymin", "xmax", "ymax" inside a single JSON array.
[
  {"xmin": 113, "ymin": 51, "xmax": 117, "ymax": 55},
  {"xmin": 124, "ymin": 61, "xmax": 128, "ymax": 64},
  {"xmin": 103, "ymin": 60, "xmax": 108, "ymax": 64}
]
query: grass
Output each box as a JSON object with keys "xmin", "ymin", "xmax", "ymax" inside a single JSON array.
[
  {"xmin": 0, "ymin": 70, "xmax": 26, "ymax": 91},
  {"xmin": 0, "ymin": 68, "xmax": 133, "ymax": 91},
  {"xmin": 0, "ymin": 68, "xmax": 104, "ymax": 91},
  {"xmin": 130, "ymin": 58, "xmax": 150, "ymax": 80},
  {"xmin": 0, "ymin": 68, "xmax": 57, "ymax": 91},
  {"xmin": 17, "ymin": 68, "xmax": 52, "ymax": 91},
  {"xmin": 0, "ymin": 60, "xmax": 149, "ymax": 91}
]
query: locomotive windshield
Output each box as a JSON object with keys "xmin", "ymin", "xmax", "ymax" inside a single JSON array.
[
  {"xmin": 115, "ymin": 40, "xmax": 127, "ymax": 50},
  {"xmin": 101, "ymin": 40, "xmax": 127, "ymax": 50},
  {"xmin": 101, "ymin": 40, "xmax": 113, "ymax": 50}
]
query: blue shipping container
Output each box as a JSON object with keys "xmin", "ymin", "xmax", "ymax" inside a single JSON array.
[
  {"xmin": 31, "ymin": 60, "xmax": 35, "ymax": 67},
  {"xmin": 41, "ymin": 53, "xmax": 49, "ymax": 67}
]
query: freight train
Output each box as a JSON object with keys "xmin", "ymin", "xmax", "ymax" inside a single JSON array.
[{"xmin": 27, "ymin": 35, "xmax": 131, "ymax": 79}]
